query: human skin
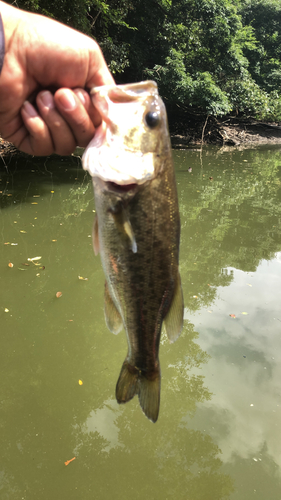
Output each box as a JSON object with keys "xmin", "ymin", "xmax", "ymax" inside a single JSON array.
[{"xmin": 0, "ymin": 1, "xmax": 114, "ymax": 156}]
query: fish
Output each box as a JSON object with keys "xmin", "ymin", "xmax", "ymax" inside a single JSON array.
[{"xmin": 82, "ymin": 81, "xmax": 183, "ymax": 423}]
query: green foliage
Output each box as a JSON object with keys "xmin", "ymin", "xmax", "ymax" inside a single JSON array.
[
  {"xmin": 14, "ymin": 0, "xmax": 93, "ymax": 34},
  {"xmin": 240, "ymin": 0, "xmax": 281, "ymax": 93},
  {"xmin": 226, "ymin": 76, "xmax": 270, "ymax": 116},
  {"xmin": 10, "ymin": 0, "xmax": 281, "ymax": 121}
]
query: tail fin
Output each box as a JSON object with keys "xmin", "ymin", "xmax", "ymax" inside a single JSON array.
[
  {"xmin": 116, "ymin": 362, "xmax": 160, "ymax": 423},
  {"xmin": 116, "ymin": 362, "xmax": 139, "ymax": 404},
  {"xmin": 138, "ymin": 372, "xmax": 160, "ymax": 423}
]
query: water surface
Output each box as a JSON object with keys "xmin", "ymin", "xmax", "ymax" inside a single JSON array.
[{"xmin": 0, "ymin": 146, "xmax": 281, "ymax": 499}]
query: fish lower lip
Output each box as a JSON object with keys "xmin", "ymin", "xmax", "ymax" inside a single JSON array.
[{"xmin": 106, "ymin": 181, "xmax": 138, "ymax": 193}]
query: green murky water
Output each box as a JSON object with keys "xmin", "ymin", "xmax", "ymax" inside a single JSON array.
[{"xmin": 0, "ymin": 146, "xmax": 281, "ymax": 499}]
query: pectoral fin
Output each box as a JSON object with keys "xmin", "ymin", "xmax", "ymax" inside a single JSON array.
[
  {"xmin": 123, "ymin": 218, "xmax": 137, "ymax": 253},
  {"xmin": 92, "ymin": 215, "xmax": 99, "ymax": 256},
  {"xmin": 164, "ymin": 272, "xmax": 184, "ymax": 343},
  {"xmin": 104, "ymin": 281, "xmax": 123, "ymax": 334},
  {"xmin": 110, "ymin": 205, "xmax": 137, "ymax": 253}
]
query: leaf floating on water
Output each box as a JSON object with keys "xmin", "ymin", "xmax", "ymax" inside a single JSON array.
[
  {"xmin": 4, "ymin": 308, "xmax": 9, "ymax": 312},
  {"xmin": 247, "ymin": 284, "xmax": 252, "ymax": 287},
  {"xmin": 78, "ymin": 380, "xmax": 83, "ymax": 385},
  {"xmin": 229, "ymin": 314, "xmax": 236, "ymax": 318},
  {"xmin": 11, "ymin": 243, "xmax": 18, "ymax": 246},
  {"xmin": 28, "ymin": 256, "xmax": 42, "ymax": 262},
  {"xmin": 4, "ymin": 242, "xmax": 10, "ymax": 245},
  {"xmin": 64, "ymin": 457, "xmax": 76, "ymax": 466},
  {"xmin": 241, "ymin": 312, "xmax": 248, "ymax": 315},
  {"xmin": 56, "ymin": 292, "xmax": 62, "ymax": 298},
  {"xmin": 51, "ymin": 239, "xmax": 57, "ymax": 242},
  {"xmin": 20, "ymin": 230, "xmax": 27, "ymax": 233},
  {"xmin": 78, "ymin": 276, "xmax": 88, "ymax": 281},
  {"xmin": 31, "ymin": 202, "xmax": 38, "ymax": 205},
  {"xmin": 8, "ymin": 262, "xmax": 13, "ymax": 268},
  {"xmin": 192, "ymin": 295, "xmax": 198, "ymax": 299},
  {"xmin": 22, "ymin": 263, "xmax": 30, "ymax": 266}
]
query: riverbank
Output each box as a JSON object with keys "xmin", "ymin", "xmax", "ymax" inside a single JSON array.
[
  {"xmin": 1, "ymin": 116, "xmax": 281, "ymax": 161},
  {"xmin": 171, "ymin": 116, "xmax": 281, "ymax": 149}
]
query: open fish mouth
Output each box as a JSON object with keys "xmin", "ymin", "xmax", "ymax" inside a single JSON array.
[
  {"xmin": 90, "ymin": 81, "xmax": 158, "ymax": 104},
  {"xmin": 105, "ymin": 182, "xmax": 139, "ymax": 194}
]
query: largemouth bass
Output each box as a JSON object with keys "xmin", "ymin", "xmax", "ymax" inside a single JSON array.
[{"xmin": 82, "ymin": 81, "xmax": 183, "ymax": 422}]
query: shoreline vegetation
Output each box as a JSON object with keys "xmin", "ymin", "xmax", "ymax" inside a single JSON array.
[
  {"xmin": 2, "ymin": 0, "xmax": 281, "ymax": 159},
  {"xmin": 1, "ymin": 116, "xmax": 281, "ymax": 162}
]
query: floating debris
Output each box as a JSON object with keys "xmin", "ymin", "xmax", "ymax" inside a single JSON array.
[{"xmin": 64, "ymin": 457, "xmax": 76, "ymax": 466}]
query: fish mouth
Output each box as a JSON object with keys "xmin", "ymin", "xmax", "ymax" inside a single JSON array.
[
  {"xmin": 90, "ymin": 81, "xmax": 158, "ymax": 104},
  {"xmin": 106, "ymin": 181, "xmax": 139, "ymax": 194}
]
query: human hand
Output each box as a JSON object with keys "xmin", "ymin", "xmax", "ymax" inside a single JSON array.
[{"xmin": 0, "ymin": 1, "xmax": 114, "ymax": 156}]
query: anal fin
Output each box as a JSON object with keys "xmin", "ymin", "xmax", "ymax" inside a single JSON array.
[
  {"xmin": 104, "ymin": 281, "xmax": 123, "ymax": 334},
  {"xmin": 164, "ymin": 271, "xmax": 184, "ymax": 343}
]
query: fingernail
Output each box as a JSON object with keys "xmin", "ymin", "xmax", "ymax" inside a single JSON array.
[
  {"xmin": 57, "ymin": 89, "xmax": 76, "ymax": 111},
  {"xmin": 23, "ymin": 101, "xmax": 38, "ymax": 117},
  {"xmin": 40, "ymin": 90, "xmax": 55, "ymax": 109},
  {"xmin": 74, "ymin": 90, "xmax": 86, "ymax": 106}
]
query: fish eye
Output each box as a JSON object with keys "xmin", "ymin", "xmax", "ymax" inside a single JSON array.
[{"xmin": 145, "ymin": 111, "xmax": 160, "ymax": 128}]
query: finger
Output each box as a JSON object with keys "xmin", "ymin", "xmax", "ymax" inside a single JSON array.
[
  {"xmin": 73, "ymin": 88, "xmax": 101, "ymax": 129},
  {"xmin": 36, "ymin": 91, "xmax": 77, "ymax": 155},
  {"xmin": 54, "ymin": 88, "xmax": 96, "ymax": 147},
  {"xmin": 19, "ymin": 101, "xmax": 54, "ymax": 156}
]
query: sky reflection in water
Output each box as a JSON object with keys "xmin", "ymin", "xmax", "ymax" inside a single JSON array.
[{"xmin": 0, "ymin": 146, "xmax": 281, "ymax": 499}]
